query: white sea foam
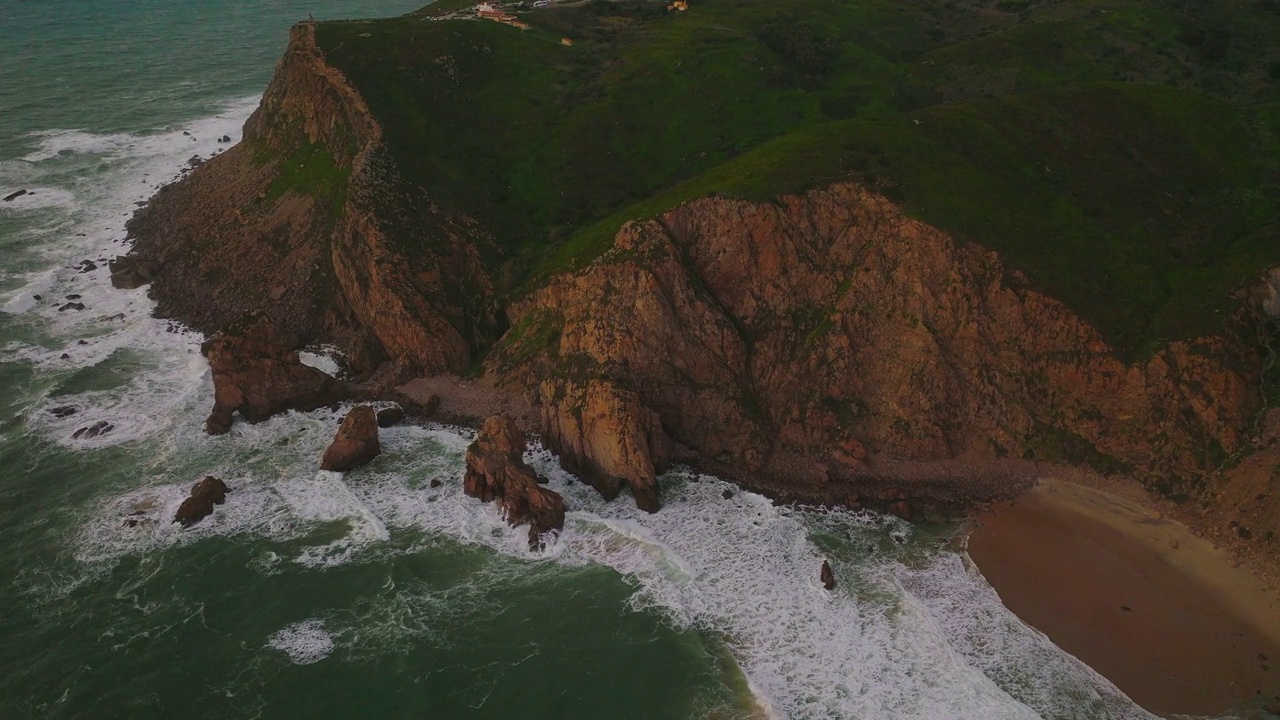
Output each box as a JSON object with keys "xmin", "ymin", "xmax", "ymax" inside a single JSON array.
[
  {"xmin": 268, "ymin": 619, "xmax": 334, "ymax": 665},
  {"xmin": 298, "ymin": 350, "xmax": 342, "ymax": 378},
  {"xmin": 14, "ymin": 96, "xmax": 1166, "ymax": 719}
]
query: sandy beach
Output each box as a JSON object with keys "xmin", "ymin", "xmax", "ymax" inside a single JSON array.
[{"xmin": 967, "ymin": 479, "xmax": 1280, "ymax": 717}]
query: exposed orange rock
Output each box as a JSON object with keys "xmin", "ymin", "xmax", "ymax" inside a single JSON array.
[
  {"xmin": 538, "ymin": 379, "xmax": 671, "ymax": 512},
  {"xmin": 464, "ymin": 415, "xmax": 566, "ymax": 548},
  {"xmin": 494, "ymin": 185, "xmax": 1260, "ymax": 510},
  {"xmin": 321, "ymin": 405, "xmax": 381, "ymax": 471},
  {"xmin": 202, "ymin": 318, "xmax": 349, "ymax": 435}
]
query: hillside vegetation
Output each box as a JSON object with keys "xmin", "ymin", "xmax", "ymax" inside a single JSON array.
[{"xmin": 315, "ymin": 0, "xmax": 1280, "ymax": 358}]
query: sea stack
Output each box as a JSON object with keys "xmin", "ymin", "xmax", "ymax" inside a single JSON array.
[
  {"xmin": 320, "ymin": 405, "xmax": 381, "ymax": 472},
  {"xmin": 174, "ymin": 476, "xmax": 230, "ymax": 527},
  {"xmin": 464, "ymin": 415, "xmax": 566, "ymax": 549}
]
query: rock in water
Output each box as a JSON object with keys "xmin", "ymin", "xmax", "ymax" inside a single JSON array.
[
  {"xmin": 3, "ymin": 189, "xmax": 27, "ymax": 202},
  {"xmin": 72, "ymin": 420, "xmax": 113, "ymax": 439},
  {"xmin": 174, "ymin": 476, "xmax": 230, "ymax": 527},
  {"xmin": 320, "ymin": 406, "xmax": 381, "ymax": 471},
  {"xmin": 202, "ymin": 317, "xmax": 350, "ymax": 434},
  {"xmin": 821, "ymin": 560, "xmax": 836, "ymax": 590},
  {"xmin": 464, "ymin": 415, "xmax": 566, "ymax": 549},
  {"xmin": 376, "ymin": 406, "xmax": 405, "ymax": 428}
]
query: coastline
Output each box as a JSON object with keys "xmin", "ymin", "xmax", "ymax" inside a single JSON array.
[{"xmin": 966, "ymin": 478, "xmax": 1280, "ymax": 718}]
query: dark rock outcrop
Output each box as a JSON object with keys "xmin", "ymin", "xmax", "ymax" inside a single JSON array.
[
  {"xmin": 108, "ymin": 256, "xmax": 159, "ymax": 290},
  {"xmin": 464, "ymin": 415, "xmax": 566, "ymax": 548},
  {"xmin": 3, "ymin": 189, "xmax": 27, "ymax": 202},
  {"xmin": 49, "ymin": 406, "xmax": 77, "ymax": 418},
  {"xmin": 203, "ymin": 318, "xmax": 350, "ymax": 434},
  {"xmin": 821, "ymin": 560, "xmax": 836, "ymax": 590},
  {"xmin": 376, "ymin": 406, "xmax": 405, "ymax": 428},
  {"xmin": 320, "ymin": 405, "xmax": 381, "ymax": 471},
  {"xmin": 174, "ymin": 476, "xmax": 229, "ymax": 527},
  {"xmin": 72, "ymin": 421, "xmax": 113, "ymax": 439}
]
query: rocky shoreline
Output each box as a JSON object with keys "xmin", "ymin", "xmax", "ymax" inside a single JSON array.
[{"xmin": 110, "ymin": 21, "xmax": 1280, "ymax": 581}]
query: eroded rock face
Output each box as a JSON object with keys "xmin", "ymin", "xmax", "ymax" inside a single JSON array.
[
  {"xmin": 203, "ymin": 318, "xmax": 349, "ymax": 435},
  {"xmin": 495, "ymin": 184, "xmax": 1259, "ymax": 506},
  {"xmin": 463, "ymin": 415, "xmax": 566, "ymax": 548},
  {"xmin": 321, "ymin": 405, "xmax": 381, "ymax": 471},
  {"xmin": 175, "ymin": 476, "xmax": 229, "ymax": 527},
  {"xmin": 119, "ymin": 24, "xmax": 491, "ymax": 378},
  {"xmin": 539, "ymin": 379, "xmax": 671, "ymax": 512}
]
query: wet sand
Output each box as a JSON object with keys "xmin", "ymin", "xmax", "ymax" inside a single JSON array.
[{"xmin": 967, "ymin": 479, "xmax": 1280, "ymax": 718}]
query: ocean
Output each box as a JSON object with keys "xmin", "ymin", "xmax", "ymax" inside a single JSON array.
[{"xmin": 0, "ymin": 2, "xmax": 1169, "ymax": 718}]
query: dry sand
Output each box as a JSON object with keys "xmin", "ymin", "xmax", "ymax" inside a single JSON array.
[{"xmin": 967, "ymin": 479, "xmax": 1280, "ymax": 718}]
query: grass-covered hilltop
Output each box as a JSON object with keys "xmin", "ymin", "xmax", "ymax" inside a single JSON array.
[
  {"xmin": 315, "ymin": 0, "xmax": 1280, "ymax": 358},
  {"xmin": 124, "ymin": 0, "xmax": 1280, "ymax": 546}
]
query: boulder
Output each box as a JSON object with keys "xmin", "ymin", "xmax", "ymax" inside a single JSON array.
[
  {"xmin": 202, "ymin": 317, "xmax": 350, "ymax": 434},
  {"xmin": 58, "ymin": 302, "xmax": 85, "ymax": 312},
  {"xmin": 320, "ymin": 406, "xmax": 381, "ymax": 471},
  {"xmin": 174, "ymin": 476, "xmax": 230, "ymax": 527},
  {"xmin": 376, "ymin": 406, "xmax": 405, "ymax": 428},
  {"xmin": 464, "ymin": 415, "xmax": 566, "ymax": 549},
  {"xmin": 3, "ymin": 189, "xmax": 27, "ymax": 202},
  {"xmin": 821, "ymin": 560, "xmax": 836, "ymax": 590}
]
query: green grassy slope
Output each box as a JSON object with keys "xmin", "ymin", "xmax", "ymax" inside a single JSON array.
[{"xmin": 316, "ymin": 0, "xmax": 1280, "ymax": 357}]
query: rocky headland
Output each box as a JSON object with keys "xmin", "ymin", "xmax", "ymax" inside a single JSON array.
[{"xmin": 113, "ymin": 8, "xmax": 1280, "ymax": 575}]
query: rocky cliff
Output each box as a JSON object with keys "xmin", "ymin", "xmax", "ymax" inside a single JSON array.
[
  {"xmin": 121, "ymin": 23, "xmax": 492, "ymax": 377},
  {"xmin": 119, "ymin": 19, "xmax": 1278, "ymax": 530},
  {"xmin": 492, "ymin": 185, "xmax": 1264, "ymax": 511}
]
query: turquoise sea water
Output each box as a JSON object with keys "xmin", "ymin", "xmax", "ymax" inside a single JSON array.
[{"xmin": 0, "ymin": 2, "xmax": 1190, "ymax": 718}]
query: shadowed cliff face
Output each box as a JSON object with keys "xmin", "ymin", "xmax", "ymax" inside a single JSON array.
[
  {"xmin": 492, "ymin": 185, "xmax": 1261, "ymax": 509},
  {"xmin": 123, "ymin": 24, "xmax": 489, "ymax": 375}
]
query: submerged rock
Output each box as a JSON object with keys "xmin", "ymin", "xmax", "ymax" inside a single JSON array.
[
  {"xmin": 174, "ymin": 476, "xmax": 230, "ymax": 527},
  {"xmin": 49, "ymin": 405, "xmax": 78, "ymax": 418},
  {"xmin": 821, "ymin": 560, "xmax": 836, "ymax": 590},
  {"xmin": 464, "ymin": 415, "xmax": 566, "ymax": 549},
  {"xmin": 320, "ymin": 405, "xmax": 381, "ymax": 471},
  {"xmin": 3, "ymin": 189, "xmax": 27, "ymax": 202}
]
